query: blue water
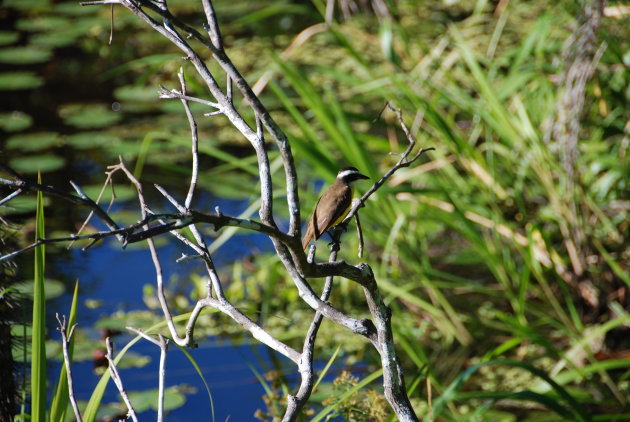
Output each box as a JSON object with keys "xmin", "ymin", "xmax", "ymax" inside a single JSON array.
[{"xmin": 44, "ymin": 198, "xmax": 285, "ymax": 420}]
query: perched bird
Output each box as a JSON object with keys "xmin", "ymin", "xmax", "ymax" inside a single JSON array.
[{"xmin": 302, "ymin": 167, "xmax": 369, "ymax": 250}]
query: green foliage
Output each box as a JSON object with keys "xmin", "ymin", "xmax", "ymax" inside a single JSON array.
[
  {"xmin": 254, "ymin": 0, "xmax": 629, "ymax": 418},
  {"xmin": 30, "ymin": 173, "xmax": 46, "ymax": 422},
  {"xmin": 313, "ymin": 370, "xmax": 385, "ymax": 422},
  {"xmin": 3, "ymin": 0, "xmax": 628, "ymax": 420}
]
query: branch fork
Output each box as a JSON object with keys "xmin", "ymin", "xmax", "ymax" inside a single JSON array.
[{"xmin": 1, "ymin": 3, "xmax": 434, "ymax": 421}]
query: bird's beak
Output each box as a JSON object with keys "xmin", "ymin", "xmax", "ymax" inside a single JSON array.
[{"xmin": 358, "ymin": 173, "xmax": 369, "ymax": 180}]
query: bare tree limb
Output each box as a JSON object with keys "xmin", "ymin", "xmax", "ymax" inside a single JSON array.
[
  {"xmin": 284, "ymin": 248, "xmax": 337, "ymax": 421},
  {"xmin": 56, "ymin": 314, "xmax": 82, "ymax": 422},
  {"xmin": 105, "ymin": 337, "xmax": 138, "ymax": 422},
  {"xmin": 1, "ymin": 3, "xmax": 433, "ymax": 419},
  {"xmin": 126, "ymin": 327, "xmax": 169, "ymax": 422}
]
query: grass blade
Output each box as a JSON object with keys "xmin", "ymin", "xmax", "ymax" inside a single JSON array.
[
  {"xmin": 30, "ymin": 172, "xmax": 46, "ymax": 422},
  {"xmin": 176, "ymin": 345, "xmax": 215, "ymax": 422}
]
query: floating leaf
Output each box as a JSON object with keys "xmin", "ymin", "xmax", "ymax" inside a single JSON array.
[
  {"xmin": 0, "ymin": 195, "xmax": 50, "ymax": 216},
  {"xmin": 3, "ymin": 0, "xmax": 50, "ymax": 11},
  {"xmin": 9, "ymin": 154, "xmax": 66, "ymax": 173},
  {"xmin": 0, "ymin": 31, "xmax": 19, "ymax": 46},
  {"xmin": 113, "ymin": 85, "xmax": 159, "ymax": 103},
  {"xmin": 58, "ymin": 103, "xmax": 122, "ymax": 129},
  {"xmin": 0, "ymin": 111, "xmax": 33, "ymax": 132},
  {"xmin": 65, "ymin": 132, "xmax": 120, "ymax": 149},
  {"xmin": 116, "ymin": 351, "xmax": 151, "ymax": 369},
  {"xmin": 54, "ymin": 2, "xmax": 98, "ymax": 16},
  {"xmin": 0, "ymin": 46, "xmax": 52, "ymax": 64},
  {"xmin": 14, "ymin": 279, "xmax": 65, "ymax": 300},
  {"xmin": 15, "ymin": 15, "xmax": 69, "ymax": 32},
  {"xmin": 127, "ymin": 386, "xmax": 190, "ymax": 413},
  {"xmin": 30, "ymin": 27, "xmax": 83, "ymax": 48},
  {"xmin": 0, "ymin": 71, "xmax": 44, "ymax": 90},
  {"xmin": 5, "ymin": 132, "xmax": 59, "ymax": 151},
  {"xmin": 79, "ymin": 184, "xmax": 137, "ymax": 203}
]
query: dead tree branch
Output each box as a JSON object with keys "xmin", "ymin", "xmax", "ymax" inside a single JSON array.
[{"xmin": 0, "ymin": 2, "xmax": 435, "ymax": 420}]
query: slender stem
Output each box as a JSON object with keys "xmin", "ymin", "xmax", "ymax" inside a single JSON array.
[
  {"xmin": 56, "ymin": 314, "xmax": 82, "ymax": 422},
  {"xmin": 105, "ymin": 337, "xmax": 139, "ymax": 422},
  {"xmin": 126, "ymin": 328, "xmax": 169, "ymax": 422}
]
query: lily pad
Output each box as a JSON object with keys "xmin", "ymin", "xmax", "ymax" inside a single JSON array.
[
  {"xmin": 65, "ymin": 132, "xmax": 120, "ymax": 149},
  {"xmin": 114, "ymin": 85, "xmax": 159, "ymax": 103},
  {"xmin": 4, "ymin": 0, "xmax": 50, "ymax": 11},
  {"xmin": 5, "ymin": 132, "xmax": 59, "ymax": 151},
  {"xmin": 0, "ymin": 46, "xmax": 52, "ymax": 64},
  {"xmin": 54, "ymin": 2, "xmax": 98, "ymax": 16},
  {"xmin": 0, "ymin": 72, "xmax": 44, "ymax": 90},
  {"xmin": 58, "ymin": 103, "xmax": 122, "ymax": 129},
  {"xmin": 30, "ymin": 27, "xmax": 83, "ymax": 48},
  {"xmin": 79, "ymin": 183, "xmax": 138, "ymax": 203},
  {"xmin": 0, "ymin": 31, "xmax": 19, "ymax": 46},
  {"xmin": 15, "ymin": 15, "xmax": 70, "ymax": 32},
  {"xmin": 128, "ymin": 386, "xmax": 190, "ymax": 412},
  {"xmin": 0, "ymin": 111, "xmax": 33, "ymax": 132},
  {"xmin": 9, "ymin": 154, "xmax": 66, "ymax": 174},
  {"xmin": 0, "ymin": 195, "xmax": 50, "ymax": 216},
  {"xmin": 13, "ymin": 279, "xmax": 65, "ymax": 300}
]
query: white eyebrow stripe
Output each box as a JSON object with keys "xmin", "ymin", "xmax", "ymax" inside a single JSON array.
[{"xmin": 338, "ymin": 169, "xmax": 359, "ymax": 179}]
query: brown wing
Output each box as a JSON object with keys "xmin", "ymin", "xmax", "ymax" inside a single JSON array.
[
  {"xmin": 303, "ymin": 183, "xmax": 353, "ymax": 249},
  {"xmin": 312, "ymin": 184, "xmax": 352, "ymax": 237}
]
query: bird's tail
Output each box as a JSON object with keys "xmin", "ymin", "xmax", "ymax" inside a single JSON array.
[{"xmin": 302, "ymin": 226, "xmax": 314, "ymax": 250}]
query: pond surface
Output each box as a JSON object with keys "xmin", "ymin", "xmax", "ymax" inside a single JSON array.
[{"xmin": 1, "ymin": 0, "xmax": 311, "ymax": 419}]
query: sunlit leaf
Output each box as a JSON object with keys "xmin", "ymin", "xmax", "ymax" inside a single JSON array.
[
  {"xmin": 58, "ymin": 103, "xmax": 122, "ymax": 129},
  {"xmin": 5, "ymin": 132, "xmax": 59, "ymax": 151},
  {"xmin": 114, "ymin": 85, "xmax": 159, "ymax": 103},
  {"xmin": 0, "ymin": 71, "xmax": 44, "ymax": 90},
  {"xmin": 30, "ymin": 27, "xmax": 83, "ymax": 48},
  {"xmin": 14, "ymin": 279, "xmax": 65, "ymax": 300},
  {"xmin": 0, "ymin": 111, "xmax": 33, "ymax": 131},
  {"xmin": 15, "ymin": 15, "xmax": 70, "ymax": 32},
  {"xmin": 0, "ymin": 195, "xmax": 50, "ymax": 216},
  {"xmin": 127, "ymin": 386, "xmax": 190, "ymax": 412},
  {"xmin": 0, "ymin": 31, "xmax": 19, "ymax": 46},
  {"xmin": 9, "ymin": 154, "xmax": 66, "ymax": 173},
  {"xmin": 0, "ymin": 46, "xmax": 52, "ymax": 64},
  {"xmin": 65, "ymin": 132, "xmax": 121, "ymax": 150},
  {"xmin": 4, "ymin": 0, "xmax": 50, "ymax": 11}
]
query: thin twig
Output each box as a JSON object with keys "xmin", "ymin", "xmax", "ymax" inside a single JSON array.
[
  {"xmin": 342, "ymin": 104, "xmax": 434, "ymax": 226},
  {"xmin": 56, "ymin": 314, "xmax": 82, "ymax": 422},
  {"xmin": 105, "ymin": 337, "xmax": 138, "ymax": 422},
  {"xmin": 126, "ymin": 327, "xmax": 169, "ymax": 422},
  {"xmin": 177, "ymin": 68, "xmax": 200, "ymax": 209},
  {"xmin": 283, "ymin": 247, "xmax": 337, "ymax": 420}
]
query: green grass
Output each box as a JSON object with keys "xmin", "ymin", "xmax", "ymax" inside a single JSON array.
[
  {"xmin": 258, "ymin": 0, "xmax": 629, "ymax": 418},
  {"xmin": 30, "ymin": 172, "xmax": 46, "ymax": 422}
]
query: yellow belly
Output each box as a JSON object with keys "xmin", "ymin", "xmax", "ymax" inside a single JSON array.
[{"xmin": 330, "ymin": 186, "xmax": 353, "ymax": 227}]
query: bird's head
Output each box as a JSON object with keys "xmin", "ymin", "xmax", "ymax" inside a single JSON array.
[{"xmin": 337, "ymin": 167, "xmax": 369, "ymax": 185}]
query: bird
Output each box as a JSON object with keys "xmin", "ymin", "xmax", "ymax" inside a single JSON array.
[{"xmin": 302, "ymin": 166, "xmax": 369, "ymax": 250}]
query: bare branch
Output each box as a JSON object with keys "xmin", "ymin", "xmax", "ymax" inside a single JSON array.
[
  {"xmin": 341, "ymin": 104, "xmax": 434, "ymax": 226},
  {"xmin": 284, "ymin": 248, "xmax": 337, "ymax": 420},
  {"xmin": 105, "ymin": 338, "xmax": 138, "ymax": 422},
  {"xmin": 0, "ymin": 188, "xmax": 22, "ymax": 207},
  {"xmin": 126, "ymin": 327, "xmax": 169, "ymax": 422},
  {"xmin": 56, "ymin": 314, "xmax": 82, "ymax": 422},
  {"xmin": 0, "ymin": 165, "xmax": 124, "ymax": 242},
  {"xmin": 201, "ymin": 0, "xmax": 223, "ymax": 50},
  {"xmin": 8, "ymin": 3, "xmax": 429, "ymax": 419},
  {"xmin": 176, "ymin": 68, "xmax": 201, "ymax": 209},
  {"xmin": 158, "ymin": 85, "xmax": 220, "ymax": 109}
]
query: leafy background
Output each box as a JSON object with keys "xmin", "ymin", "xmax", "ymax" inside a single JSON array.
[{"xmin": 1, "ymin": 0, "xmax": 629, "ymax": 420}]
